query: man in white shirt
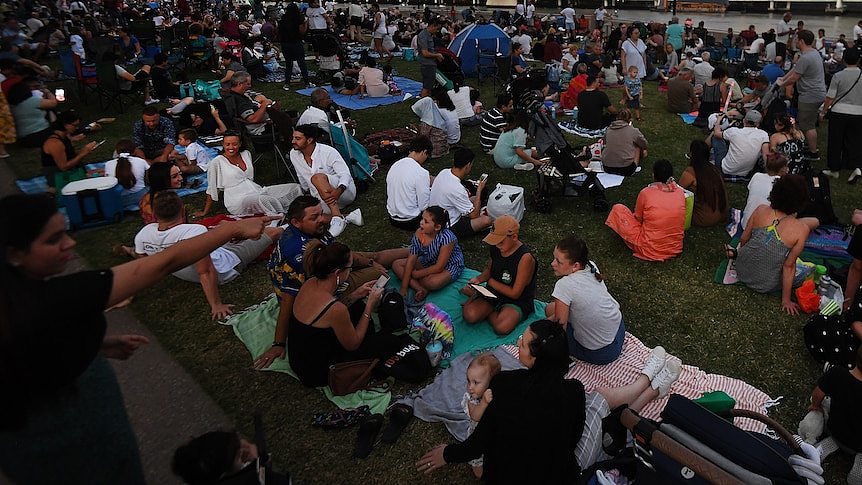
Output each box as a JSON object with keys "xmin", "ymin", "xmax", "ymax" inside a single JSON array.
[
  {"xmin": 692, "ymin": 51, "xmax": 715, "ymax": 86},
  {"xmin": 526, "ymin": 0, "xmax": 536, "ymax": 21},
  {"xmin": 429, "ymin": 148, "xmax": 494, "ymax": 238},
  {"xmin": 297, "ymin": 88, "xmax": 334, "ymax": 135},
  {"xmin": 712, "ymin": 110, "xmax": 770, "ymax": 177},
  {"xmin": 515, "ymin": 2, "xmax": 525, "ymax": 20},
  {"xmin": 775, "ymin": 11, "xmax": 794, "ymax": 58},
  {"xmin": 594, "ymin": 6, "xmax": 607, "ymax": 29},
  {"xmin": 561, "ymin": 4, "xmax": 576, "ymax": 39},
  {"xmin": 133, "ymin": 191, "xmax": 283, "ymax": 320},
  {"xmin": 386, "ymin": 136, "xmax": 434, "ymax": 230},
  {"xmin": 854, "ymin": 20, "xmax": 862, "ymax": 41},
  {"xmin": 514, "ymin": 32, "xmax": 532, "ymax": 56},
  {"xmin": 289, "ymin": 123, "xmax": 359, "ymax": 219}
]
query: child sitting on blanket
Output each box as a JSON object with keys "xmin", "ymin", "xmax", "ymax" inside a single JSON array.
[
  {"xmin": 462, "ymin": 353, "xmax": 501, "ymax": 479},
  {"xmin": 170, "ymin": 128, "xmax": 212, "ymax": 175},
  {"xmin": 393, "ymin": 206, "xmax": 465, "ymax": 301}
]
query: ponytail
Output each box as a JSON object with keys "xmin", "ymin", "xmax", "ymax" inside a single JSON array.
[
  {"xmin": 115, "ymin": 154, "xmax": 136, "ymax": 190},
  {"xmin": 306, "ymin": 241, "xmax": 351, "ymax": 279},
  {"xmin": 556, "ymin": 235, "xmax": 604, "ymax": 282}
]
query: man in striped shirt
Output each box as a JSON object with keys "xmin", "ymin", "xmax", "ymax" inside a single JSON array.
[{"xmin": 479, "ymin": 93, "xmax": 514, "ymax": 153}]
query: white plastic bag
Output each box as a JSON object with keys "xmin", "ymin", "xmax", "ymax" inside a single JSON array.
[{"xmin": 487, "ymin": 184, "xmax": 525, "ymax": 222}]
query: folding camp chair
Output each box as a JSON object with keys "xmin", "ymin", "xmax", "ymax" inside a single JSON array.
[
  {"xmin": 266, "ymin": 107, "xmax": 299, "ymax": 183},
  {"xmin": 72, "ymin": 53, "xmax": 99, "ymax": 101},
  {"xmin": 332, "ymin": 109, "xmax": 374, "ymax": 182},
  {"xmin": 95, "ymin": 62, "xmax": 141, "ymax": 113},
  {"xmin": 234, "ymin": 117, "xmax": 278, "ymax": 168}
]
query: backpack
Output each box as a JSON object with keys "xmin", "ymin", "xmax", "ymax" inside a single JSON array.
[
  {"xmin": 803, "ymin": 314, "xmax": 860, "ymax": 370},
  {"xmin": 378, "ymin": 291, "xmax": 408, "ymax": 333},
  {"xmin": 378, "ymin": 336, "xmax": 432, "ymax": 382},
  {"xmin": 797, "ymin": 171, "xmax": 838, "ymax": 226}
]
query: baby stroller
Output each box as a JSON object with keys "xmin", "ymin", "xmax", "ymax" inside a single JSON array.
[
  {"xmin": 510, "ymin": 86, "xmax": 608, "ymax": 213},
  {"xmin": 435, "ymin": 46, "xmax": 465, "ymax": 87},
  {"xmin": 619, "ymin": 394, "xmax": 812, "ymax": 484}
]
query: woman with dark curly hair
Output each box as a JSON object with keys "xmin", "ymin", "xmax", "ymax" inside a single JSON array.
[{"xmin": 734, "ymin": 174, "xmax": 819, "ymax": 315}]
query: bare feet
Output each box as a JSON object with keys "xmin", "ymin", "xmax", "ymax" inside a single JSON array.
[{"xmin": 415, "ymin": 288, "xmax": 427, "ymax": 301}]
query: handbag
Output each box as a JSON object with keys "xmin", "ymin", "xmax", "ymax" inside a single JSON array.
[
  {"xmin": 825, "ymin": 69, "xmax": 862, "ymax": 120},
  {"xmin": 328, "ymin": 358, "xmax": 379, "ymax": 396},
  {"xmin": 486, "ymin": 183, "xmax": 526, "ymax": 222}
]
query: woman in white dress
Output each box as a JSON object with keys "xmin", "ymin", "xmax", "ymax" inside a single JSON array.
[
  {"xmin": 621, "ymin": 27, "xmax": 647, "ymax": 80},
  {"xmin": 195, "ymin": 132, "xmax": 303, "ymax": 217}
]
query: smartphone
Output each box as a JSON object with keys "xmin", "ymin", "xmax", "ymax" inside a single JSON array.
[
  {"xmin": 94, "ymin": 139, "xmax": 107, "ymax": 149},
  {"xmin": 479, "ymin": 173, "xmax": 488, "ymax": 184},
  {"xmin": 373, "ymin": 274, "xmax": 389, "ymax": 290}
]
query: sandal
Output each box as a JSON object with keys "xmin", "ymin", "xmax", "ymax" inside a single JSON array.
[
  {"xmin": 354, "ymin": 413, "xmax": 384, "ymax": 459},
  {"xmin": 724, "ymin": 243, "xmax": 738, "ymax": 260},
  {"xmin": 312, "ymin": 405, "xmax": 371, "ymax": 429},
  {"xmin": 380, "ymin": 403, "xmax": 414, "ymax": 444}
]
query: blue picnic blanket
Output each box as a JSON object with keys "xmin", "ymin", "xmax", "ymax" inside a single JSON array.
[
  {"xmin": 678, "ymin": 112, "xmax": 698, "ymax": 124},
  {"xmin": 295, "ymin": 76, "xmax": 422, "ymax": 110},
  {"xmin": 15, "ymin": 161, "xmax": 209, "ymax": 212}
]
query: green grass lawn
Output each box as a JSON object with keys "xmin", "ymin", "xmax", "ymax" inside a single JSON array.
[{"xmin": 8, "ymin": 58, "xmax": 858, "ymax": 483}]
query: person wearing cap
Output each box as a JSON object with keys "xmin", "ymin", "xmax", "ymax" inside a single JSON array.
[
  {"xmin": 605, "ymin": 159, "xmax": 686, "ymax": 262},
  {"xmin": 461, "ymin": 215, "xmax": 537, "ymax": 335},
  {"xmin": 711, "ymin": 109, "xmax": 770, "ymax": 178}
]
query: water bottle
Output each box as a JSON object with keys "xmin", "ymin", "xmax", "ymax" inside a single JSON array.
[
  {"xmin": 550, "ymin": 105, "xmax": 557, "ymax": 120},
  {"xmin": 817, "ymin": 276, "xmax": 834, "ymax": 296},
  {"xmin": 425, "ymin": 340, "xmax": 443, "ymax": 367}
]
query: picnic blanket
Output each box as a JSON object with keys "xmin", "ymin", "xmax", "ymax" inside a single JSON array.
[
  {"xmin": 678, "ymin": 112, "xmax": 698, "ymax": 124},
  {"xmin": 389, "ymin": 268, "xmax": 547, "ymax": 360},
  {"xmin": 557, "ymin": 120, "xmax": 607, "ymax": 139},
  {"xmin": 14, "ymin": 161, "xmax": 208, "ymax": 212},
  {"xmin": 295, "ymin": 76, "xmax": 422, "ymax": 111},
  {"xmin": 221, "ymin": 294, "xmax": 393, "ymax": 414},
  {"xmin": 403, "ymin": 333, "xmax": 774, "ymax": 441}
]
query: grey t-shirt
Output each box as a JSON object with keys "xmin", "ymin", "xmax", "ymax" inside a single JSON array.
[
  {"xmin": 827, "ymin": 66, "xmax": 862, "ymax": 115},
  {"xmin": 551, "ymin": 268, "xmax": 622, "ymax": 350},
  {"xmin": 416, "ymin": 29, "xmax": 436, "ymax": 66},
  {"xmin": 792, "ymin": 49, "xmax": 827, "ymax": 103}
]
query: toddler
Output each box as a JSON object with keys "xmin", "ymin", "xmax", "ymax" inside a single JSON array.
[
  {"xmin": 462, "ymin": 353, "xmax": 502, "ymax": 478},
  {"xmin": 624, "ymin": 65, "xmax": 642, "ymax": 121},
  {"xmin": 393, "ymin": 206, "xmax": 465, "ymax": 301},
  {"xmin": 170, "ymin": 128, "xmax": 212, "ymax": 175}
]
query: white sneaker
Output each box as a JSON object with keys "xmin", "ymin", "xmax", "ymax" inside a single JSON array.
[
  {"xmin": 641, "ymin": 346, "xmax": 667, "ymax": 381},
  {"xmin": 651, "ymin": 359, "xmax": 682, "ymax": 398},
  {"xmin": 345, "ymin": 209, "xmax": 363, "ymax": 226},
  {"xmin": 329, "ymin": 216, "xmax": 347, "ymax": 237},
  {"xmin": 144, "ymin": 98, "xmax": 160, "ymax": 105},
  {"xmin": 821, "ymin": 169, "xmax": 840, "ymax": 179},
  {"xmin": 514, "ymin": 162, "xmax": 535, "ymax": 171}
]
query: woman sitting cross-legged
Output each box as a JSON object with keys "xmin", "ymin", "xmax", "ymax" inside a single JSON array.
[
  {"xmin": 545, "ymin": 235, "xmax": 625, "ymax": 365},
  {"xmin": 492, "ymin": 111, "xmax": 545, "ymax": 171},
  {"xmin": 605, "ymin": 159, "xmax": 686, "ymax": 262},
  {"xmin": 461, "ymin": 215, "xmax": 537, "ymax": 335},
  {"xmin": 287, "ymin": 241, "xmax": 405, "ymax": 388},
  {"xmin": 678, "ymin": 139, "xmax": 728, "ymax": 227},
  {"xmin": 416, "ymin": 320, "xmax": 682, "ymax": 483},
  {"xmin": 392, "ymin": 206, "xmax": 465, "ymax": 301},
  {"xmin": 733, "ymin": 174, "xmax": 820, "ymax": 315}
]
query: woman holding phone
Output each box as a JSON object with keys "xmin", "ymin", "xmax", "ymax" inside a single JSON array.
[{"xmin": 41, "ymin": 110, "xmax": 99, "ymax": 188}]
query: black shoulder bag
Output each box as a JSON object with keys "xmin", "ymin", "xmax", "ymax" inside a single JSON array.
[{"xmin": 825, "ymin": 68, "xmax": 862, "ymax": 120}]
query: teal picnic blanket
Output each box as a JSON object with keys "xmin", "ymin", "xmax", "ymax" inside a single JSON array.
[{"xmin": 389, "ymin": 268, "xmax": 548, "ymax": 359}]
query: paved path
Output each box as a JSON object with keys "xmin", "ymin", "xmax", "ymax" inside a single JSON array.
[{"xmin": 0, "ymin": 162, "xmax": 233, "ymax": 484}]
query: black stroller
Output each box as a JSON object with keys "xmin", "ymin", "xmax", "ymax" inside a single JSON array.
[
  {"xmin": 435, "ymin": 46, "xmax": 466, "ymax": 87},
  {"xmin": 615, "ymin": 394, "xmax": 811, "ymax": 484},
  {"xmin": 505, "ymin": 72, "xmax": 608, "ymax": 213}
]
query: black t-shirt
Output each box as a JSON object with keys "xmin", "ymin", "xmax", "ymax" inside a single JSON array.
[
  {"xmin": 488, "ymin": 243, "xmax": 537, "ymax": 317},
  {"xmin": 2, "ymin": 270, "xmax": 112, "ymax": 431},
  {"xmin": 818, "ymin": 366, "xmax": 862, "ymax": 451},
  {"xmin": 150, "ymin": 65, "xmax": 178, "ymax": 99},
  {"xmin": 279, "ymin": 15, "xmax": 305, "ymax": 43},
  {"xmin": 576, "ymin": 90, "xmax": 611, "ymax": 130},
  {"xmin": 581, "ymin": 52, "xmax": 600, "ymax": 77}
]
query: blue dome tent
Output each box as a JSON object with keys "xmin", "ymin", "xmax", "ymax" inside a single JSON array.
[{"xmin": 448, "ymin": 23, "xmax": 511, "ymax": 77}]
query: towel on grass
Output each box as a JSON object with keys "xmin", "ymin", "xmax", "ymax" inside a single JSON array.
[
  {"xmin": 678, "ymin": 112, "xmax": 698, "ymax": 124},
  {"xmin": 295, "ymin": 76, "xmax": 422, "ymax": 111},
  {"xmin": 389, "ymin": 268, "xmax": 547, "ymax": 361},
  {"xmin": 404, "ymin": 333, "xmax": 774, "ymax": 441},
  {"xmin": 221, "ymin": 294, "xmax": 392, "ymax": 414},
  {"xmin": 15, "ymin": 161, "xmax": 208, "ymax": 212}
]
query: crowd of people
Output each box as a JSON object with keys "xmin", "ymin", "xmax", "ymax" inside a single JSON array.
[{"xmin": 2, "ymin": 0, "xmax": 862, "ymax": 483}]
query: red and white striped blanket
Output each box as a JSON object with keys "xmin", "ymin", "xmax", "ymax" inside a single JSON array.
[{"xmin": 505, "ymin": 332, "xmax": 775, "ymax": 434}]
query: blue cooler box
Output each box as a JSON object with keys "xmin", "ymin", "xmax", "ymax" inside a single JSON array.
[{"xmin": 60, "ymin": 176, "xmax": 124, "ymax": 229}]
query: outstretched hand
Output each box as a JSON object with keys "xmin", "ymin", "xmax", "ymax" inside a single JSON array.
[
  {"xmin": 416, "ymin": 444, "xmax": 447, "ymax": 475},
  {"xmin": 254, "ymin": 346, "xmax": 286, "ymax": 370},
  {"xmin": 781, "ymin": 300, "xmax": 800, "ymax": 316},
  {"xmin": 101, "ymin": 334, "xmax": 150, "ymax": 360},
  {"xmin": 231, "ymin": 216, "xmax": 282, "ymax": 240}
]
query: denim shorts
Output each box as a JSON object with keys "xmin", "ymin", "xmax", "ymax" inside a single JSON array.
[{"xmin": 568, "ymin": 318, "xmax": 626, "ymax": 365}]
